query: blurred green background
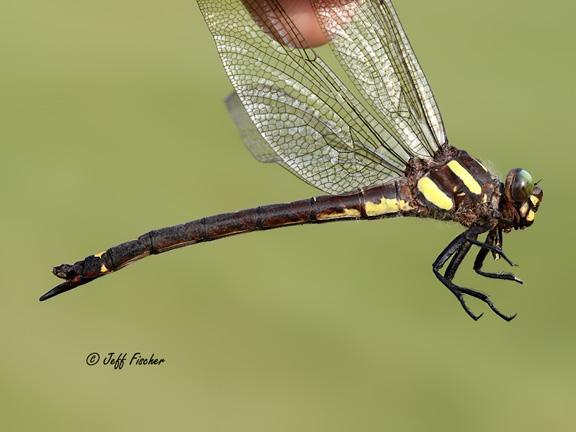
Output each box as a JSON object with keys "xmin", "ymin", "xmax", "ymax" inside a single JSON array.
[{"xmin": 1, "ymin": 0, "xmax": 574, "ymax": 430}]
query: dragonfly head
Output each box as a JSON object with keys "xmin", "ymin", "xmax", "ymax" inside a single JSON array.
[{"xmin": 501, "ymin": 168, "xmax": 543, "ymax": 230}]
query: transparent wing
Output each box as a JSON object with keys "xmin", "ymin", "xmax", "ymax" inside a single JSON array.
[
  {"xmin": 313, "ymin": 0, "xmax": 447, "ymax": 152},
  {"xmin": 226, "ymin": 91, "xmax": 398, "ymax": 192},
  {"xmin": 198, "ymin": 0, "xmax": 443, "ymax": 194},
  {"xmin": 225, "ymin": 92, "xmax": 281, "ymax": 164}
]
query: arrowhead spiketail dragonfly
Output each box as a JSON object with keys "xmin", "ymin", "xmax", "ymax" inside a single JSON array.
[{"xmin": 41, "ymin": 0, "xmax": 543, "ymax": 321}]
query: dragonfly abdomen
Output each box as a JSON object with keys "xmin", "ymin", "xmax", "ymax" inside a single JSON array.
[
  {"xmin": 118, "ymin": 180, "xmax": 415, "ymax": 263},
  {"xmin": 116, "ymin": 180, "xmax": 415, "ymax": 262},
  {"xmin": 42, "ymin": 180, "xmax": 417, "ymax": 300}
]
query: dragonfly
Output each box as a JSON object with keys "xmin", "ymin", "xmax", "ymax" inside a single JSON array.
[{"xmin": 40, "ymin": 0, "xmax": 543, "ymax": 321}]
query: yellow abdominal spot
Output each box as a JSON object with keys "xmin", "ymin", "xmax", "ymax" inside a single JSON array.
[
  {"xmin": 526, "ymin": 210, "xmax": 535, "ymax": 222},
  {"xmin": 447, "ymin": 160, "xmax": 482, "ymax": 195},
  {"xmin": 530, "ymin": 195, "xmax": 540, "ymax": 206},
  {"xmin": 417, "ymin": 177, "xmax": 453, "ymax": 210},
  {"xmin": 316, "ymin": 208, "xmax": 361, "ymax": 220},
  {"xmin": 364, "ymin": 197, "xmax": 412, "ymax": 217},
  {"xmin": 94, "ymin": 251, "xmax": 108, "ymax": 272}
]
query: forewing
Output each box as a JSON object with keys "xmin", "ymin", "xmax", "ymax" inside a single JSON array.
[
  {"xmin": 199, "ymin": 0, "xmax": 414, "ymax": 194},
  {"xmin": 313, "ymin": 0, "xmax": 447, "ymax": 153}
]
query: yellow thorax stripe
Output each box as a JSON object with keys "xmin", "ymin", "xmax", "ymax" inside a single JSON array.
[
  {"xmin": 417, "ymin": 177, "xmax": 453, "ymax": 210},
  {"xmin": 447, "ymin": 160, "xmax": 482, "ymax": 195}
]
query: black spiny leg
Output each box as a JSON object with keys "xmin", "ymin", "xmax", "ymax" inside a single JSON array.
[
  {"xmin": 433, "ymin": 227, "xmax": 517, "ymax": 321},
  {"xmin": 456, "ymin": 287, "xmax": 517, "ymax": 321},
  {"xmin": 473, "ymin": 229, "xmax": 523, "ymax": 284},
  {"xmin": 433, "ymin": 231, "xmax": 483, "ymax": 320},
  {"xmin": 464, "ymin": 229, "xmax": 519, "ymax": 267}
]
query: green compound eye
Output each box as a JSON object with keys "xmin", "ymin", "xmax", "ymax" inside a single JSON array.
[{"xmin": 505, "ymin": 168, "xmax": 534, "ymax": 202}]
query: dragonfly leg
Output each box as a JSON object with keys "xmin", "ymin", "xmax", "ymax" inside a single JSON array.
[
  {"xmin": 464, "ymin": 232, "xmax": 517, "ymax": 267},
  {"xmin": 473, "ymin": 232, "xmax": 523, "ymax": 284},
  {"xmin": 433, "ymin": 230, "xmax": 483, "ymax": 320},
  {"xmin": 433, "ymin": 227, "xmax": 517, "ymax": 321},
  {"xmin": 457, "ymin": 287, "xmax": 517, "ymax": 322}
]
